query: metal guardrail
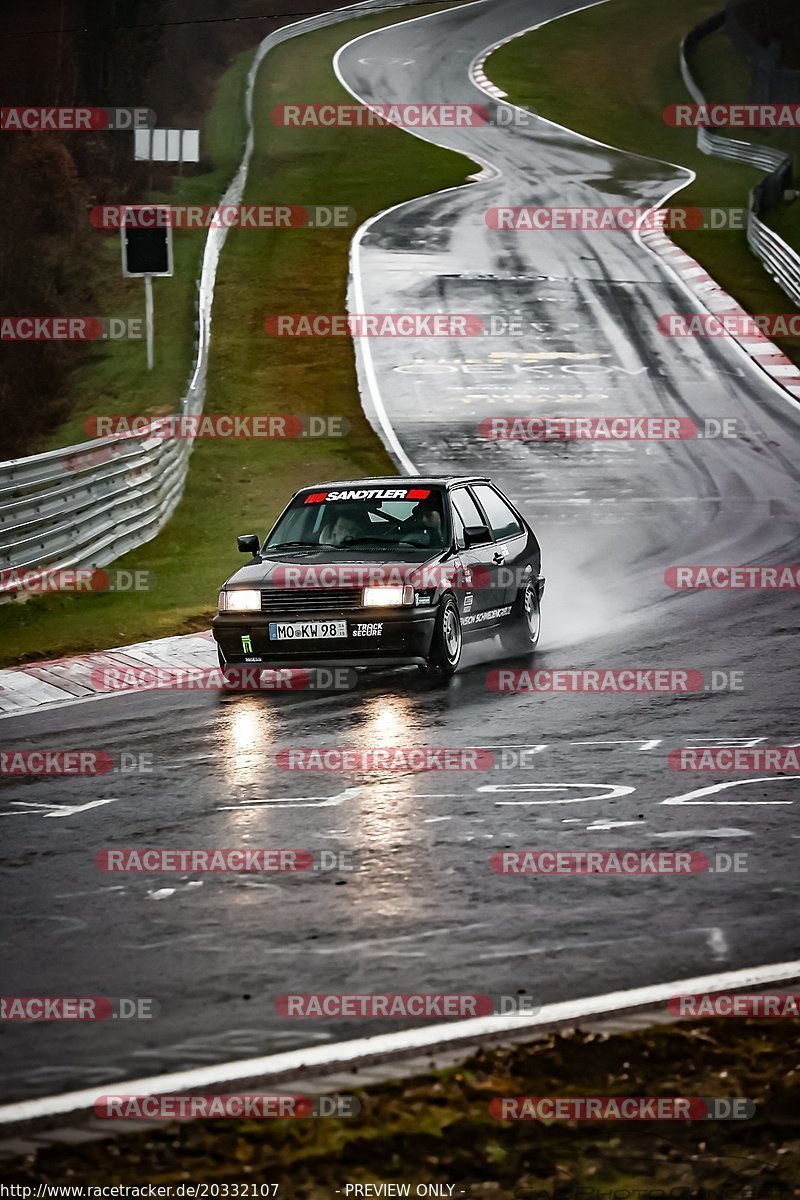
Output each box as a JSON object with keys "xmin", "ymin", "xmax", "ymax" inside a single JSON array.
[
  {"xmin": 680, "ymin": 14, "xmax": 800, "ymax": 308},
  {"xmin": 0, "ymin": 0, "xmax": 414, "ymax": 593},
  {"xmin": 748, "ymin": 215, "xmax": 800, "ymax": 307},
  {"xmin": 0, "ymin": 429, "xmax": 191, "ymax": 581}
]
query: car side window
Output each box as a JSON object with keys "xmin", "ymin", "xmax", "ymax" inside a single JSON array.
[
  {"xmin": 451, "ymin": 489, "xmax": 487, "ymax": 543},
  {"xmin": 472, "ymin": 485, "xmax": 523, "ymax": 540}
]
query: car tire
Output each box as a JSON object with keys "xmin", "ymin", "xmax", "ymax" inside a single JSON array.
[
  {"xmin": 424, "ymin": 595, "xmax": 462, "ymax": 680},
  {"xmin": 500, "ymin": 580, "xmax": 541, "ymax": 655}
]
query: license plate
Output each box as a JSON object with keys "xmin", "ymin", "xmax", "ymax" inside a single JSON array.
[{"xmin": 268, "ymin": 620, "xmax": 347, "ymax": 641}]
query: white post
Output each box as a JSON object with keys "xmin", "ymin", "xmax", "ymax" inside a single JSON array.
[{"xmin": 144, "ymin": 274, "xmax": 154, "ymax": 370}]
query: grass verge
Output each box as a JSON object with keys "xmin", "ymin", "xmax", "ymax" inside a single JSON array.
[
  {"xmin": 5, "ymin": 1019, "xmax": 799, "ymax": 1193},
  {"xmin": 0, "ymin": 5, "xmax": 475, "ymax": 666},
  {"xmin": 486, "ymin": 0, "xmax": 800, "ymax": 363}
]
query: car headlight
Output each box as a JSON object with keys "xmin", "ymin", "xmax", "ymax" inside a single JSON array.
[
  {"xmin": 219, "ymin": 589, "xmax": 261, "ymax": 612},
  {"xmin": 362, "ymin": 585, "xmax": 413, "ymax": 607}
]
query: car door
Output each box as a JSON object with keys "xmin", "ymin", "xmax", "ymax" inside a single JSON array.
[
  {"xmin": 449, "ymin": 486, "xmax": 506, "ymax": 628},
  {"xmin": 470, "ymin": 484, "xmax": 530, "ymax": 608}
]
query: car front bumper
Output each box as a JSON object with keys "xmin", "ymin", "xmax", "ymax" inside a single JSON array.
[{"xmin": 212, "ymin": 606, "xmax": 437, "ymax": 668}]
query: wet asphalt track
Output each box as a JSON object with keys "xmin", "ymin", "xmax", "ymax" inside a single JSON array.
[{"xmin": 1, "ymin": 0, "xmax": 800, "ymax": 1104}]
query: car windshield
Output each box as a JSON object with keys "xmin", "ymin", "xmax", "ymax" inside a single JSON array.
[{"xmin": 264, "ymin": 486, "xmax": 448, "ymax": 551}]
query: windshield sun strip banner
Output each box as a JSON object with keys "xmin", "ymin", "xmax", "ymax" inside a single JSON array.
[{"xmin": 302, "ymin": 488, "xmax": 431, "ymax": 503}]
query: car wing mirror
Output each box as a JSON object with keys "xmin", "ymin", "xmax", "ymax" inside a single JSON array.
[
  {"xmin": 237, "ymin": 534, "xmax": 260, "ymax": 556},
  {"xmin": 463, "ymin": 524, "xmax": 492, "ymax": 549}
]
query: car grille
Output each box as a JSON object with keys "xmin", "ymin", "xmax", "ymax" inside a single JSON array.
[{"xmin": 260, "ymin": 587, "xmax": 363, "ymax": 613}]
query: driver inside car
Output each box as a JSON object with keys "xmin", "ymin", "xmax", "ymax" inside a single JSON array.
[
  {"xmin": 400, "ymin": 495, "xmax": 444, "ymax": 546},
  {"xmin": 321, "ymin": 510, "xmax": 363, "ymax": 546}
]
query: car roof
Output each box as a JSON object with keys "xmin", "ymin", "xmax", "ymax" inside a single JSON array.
[{"xmin": 294, "ymin": 476, "xmax": 490, "ymax": 492}]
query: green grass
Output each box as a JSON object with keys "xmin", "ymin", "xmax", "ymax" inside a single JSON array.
[
  {"xmin": 692, "ymin": 23, "xmax": 753, "ymax": 104},
  {"xmin": 10, "ymin": 1019, "xmax": 800, "ymax": 1192},
  {"xmin": 487, "ymin": 0, "xmax": 800, "ymax": 358},
  {"xmin": 0, "ymin": 5, "xmax": 475, "ymax": 666},
  {"xmin": 768, "ymin": 199, "xmax": 800, "ymax": 251}
]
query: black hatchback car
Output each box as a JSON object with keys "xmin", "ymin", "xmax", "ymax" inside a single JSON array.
[{"xmin": 213, "ymin": 476, "xmax": 544, "ymax": 680}]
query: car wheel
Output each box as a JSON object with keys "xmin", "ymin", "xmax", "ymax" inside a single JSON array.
[
  {"xmin": 500, "ymin": 580, "xmax": 541, "ymax": 654},
  {"xmin": 424, "ymin": 595, "xmax": 462, "ymax": 680}
]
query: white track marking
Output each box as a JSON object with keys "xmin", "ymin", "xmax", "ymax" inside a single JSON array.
[
  {"xmin": 217, "ymin": 787, "xmax": 361, "ymax": 810},
  {"xmin": 2, "ymin": 959, "xmax": 798, "ymax": 1126},
  {"xmin": 479, "ymin": 782, "xmax": 636, "ymax": 804},
  {"xmin": 586, "ymin": 820, "xmax": 642, "ymax": 831},
  {"xmin": 662, "ymin": 778, "xmax": 800, "ymax": 805},
  {"xmin": 651, "ymin": 828, "xmax": 751, "ymax": 838},
  {"xmin": 0, "ymin": 799, "xmax": 117, "ymax": 819}
]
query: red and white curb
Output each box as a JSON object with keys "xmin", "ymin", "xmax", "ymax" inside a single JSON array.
[
  {"xmin": 639, "ymin": 223, "xmax": 800, "ymax": 401},
  {"xmin": 470, "ymin": 24, "xmax": 527, "ymax": 100},
  {"xmin": 0, "ymin": 630, "xmax": 215, "ymax": 717},
  {"xmin": 471, "ymin": 62, "xmax": 507, "ymax": 101}
]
